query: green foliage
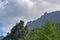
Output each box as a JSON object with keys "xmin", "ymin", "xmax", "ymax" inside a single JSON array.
[
  {"xmin": 24, "ymin": 20, "xmax": 60, "ymax": 40},
  {"xmin": 3, "ymin": 20, "xmax": 60, "ymax": 40}
]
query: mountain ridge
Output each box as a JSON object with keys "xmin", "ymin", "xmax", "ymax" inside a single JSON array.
[{"xmin": 27, "ymin": 11, "xmax": 60, "ymax": 28}]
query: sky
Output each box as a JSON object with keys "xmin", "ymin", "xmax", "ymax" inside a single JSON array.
[{"xmin": 0, "ymin": 0, "xmax": 60, "ymax": 36}]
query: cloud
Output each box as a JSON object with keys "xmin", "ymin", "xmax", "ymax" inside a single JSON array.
[
  {"xmin": 0, "ymin": 0, "xmax": 8, "ymax": 9},
  {"xmin": 0, "ymin": 0, "xmax": 60, "ymax": 36},
  {"xmin": 45, "ymin": 0, "xmax": 60, "ymax": 4}
]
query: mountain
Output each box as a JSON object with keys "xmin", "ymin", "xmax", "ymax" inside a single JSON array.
[
  {"xmin": 0, "ymin": 36, "xmax": 4, "ymax": 40},
  {"xmin": 27, "ymin": 11, "xmax": 60, "ymax": 28}
]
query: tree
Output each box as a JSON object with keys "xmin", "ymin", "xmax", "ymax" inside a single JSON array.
[
  {"xmin": 3, "ymin": 20, "xmax": 27, "ymax": 40},
  {"xmin": 24, "ymin": 20, "xmax": 59, "ymax": 40}
]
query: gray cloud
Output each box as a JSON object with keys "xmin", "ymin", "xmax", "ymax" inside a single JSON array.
[
  {"xmin": 45, "ymin": 0, "xmax": 60, "ymax": 4},
  {"xmin": 32, "ymin": 0, "xmax": 60, "ymax": 4}
]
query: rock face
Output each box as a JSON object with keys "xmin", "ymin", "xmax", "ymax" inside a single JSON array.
[
  {"xmin": 27, "ymin": 11, "xmax": 60, "ymax": 28},
  {"xmin": 0, "ymin": 36, "xmax": 4, "ymax": 40},
  {"xmin": 15, "ymin": 29, "xmax": 27, "ymax": 39}
]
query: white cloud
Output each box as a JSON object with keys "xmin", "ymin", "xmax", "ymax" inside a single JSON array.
[{"xmin": 0, "ymin": 0, "xmax": 8, "ymax": 9}]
